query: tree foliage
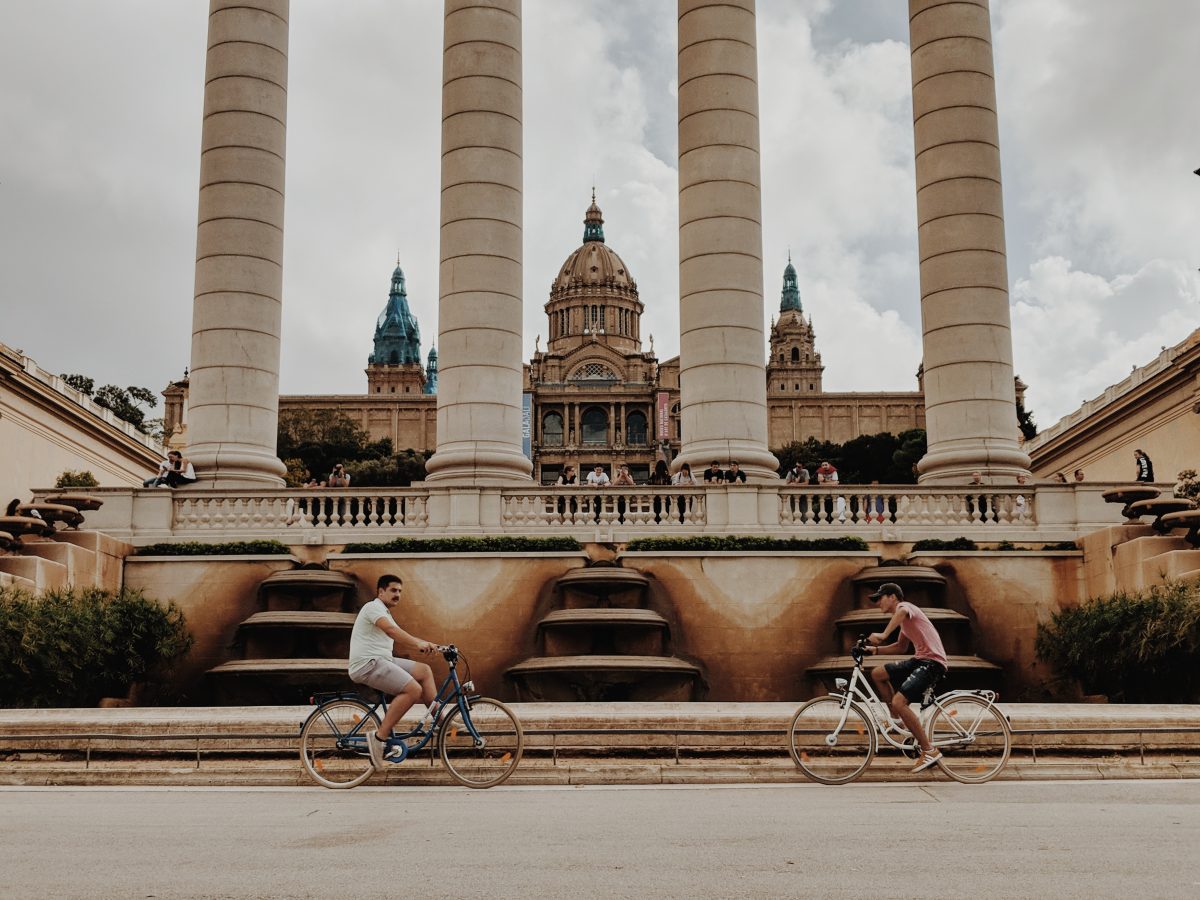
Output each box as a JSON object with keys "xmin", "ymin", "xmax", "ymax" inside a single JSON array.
[
  {"xmin": 1036, "ymin": 580, "xmax": 1200, "ymax": 702},
  {"xmin": 773, "ymin": 429, "xmax": 926, "ymax": 484},
  {"xmin": 55, "ymin": 470, "xmax": 99, "ymax": 488},
  {"xmin": 1017, "ymin": 400, "xmax": 1038, "ymax": 441},
  {"xmin": 0, "ymin": 586, "xmax": 193, "ymax": 707},
  {"xmin": 62, "ymin": 374, "xmax": 160, "ymax": 435},
  {"xmin": 277, "ymin": 408, "xmax": 427, "ymax": 487}
]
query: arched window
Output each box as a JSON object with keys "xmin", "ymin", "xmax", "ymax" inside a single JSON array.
[
  {"xmin": 581, "ymin": 407, "xmax": 608, "ymax": 445},
  {"xmin": 626, "ymin": 411, "xmax": 648, "ymax": 446},
  {"xmin": 542, "ymin": 412, "xmax": 564, "ymax": 447},
  {"xmin": 791, "ymin": 347, "xmax": 800, "ymax": 363}
]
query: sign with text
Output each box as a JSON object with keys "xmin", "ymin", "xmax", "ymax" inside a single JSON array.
[
  {"xmin": 522, "ymin": 392, "xmax": 533, "ymax": 459},
  {"xmin": 656, "ymin": 391, "xmax": 670, "ymax": 441}
]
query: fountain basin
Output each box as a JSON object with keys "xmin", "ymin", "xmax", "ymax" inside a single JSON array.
[{"xmin": 507, "ymin": 655, "xmax": 702, "ymax": 702}]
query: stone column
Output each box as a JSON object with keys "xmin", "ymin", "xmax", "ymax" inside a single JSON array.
[
  {"xmin": 676, "ymin": 0, "xmax": 779, "ymax": 481},
  {"xmin": 425, "ymin": 0, "xmax": 531, "ymax": 483},
  {"xmin": 186, "ymin": 0, "xmax": 289, "ymax": 487},
  {"xmin": 909, "ymin": 0, "xmax": 1030, "ymax": 482}
]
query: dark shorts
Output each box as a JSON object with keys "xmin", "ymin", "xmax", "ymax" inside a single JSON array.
[{"xmin": 885, "ymin": 657, "xmax": 946, "ymax": 702}]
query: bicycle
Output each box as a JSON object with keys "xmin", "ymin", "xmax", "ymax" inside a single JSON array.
[
  {"xmin": 788, "ymin": 636, "xmax": 1011, "ymax": 784},
  {"xmin": 299, "ymin": 645, "xmax": 524, "ymax": 789}
]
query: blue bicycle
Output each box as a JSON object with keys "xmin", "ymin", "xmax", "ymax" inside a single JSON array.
[{"xmin": 299, "ymin": 645, "xmax": 524, "ymax": 789}]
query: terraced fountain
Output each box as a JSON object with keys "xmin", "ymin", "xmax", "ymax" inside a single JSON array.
[{"xmin": 506, "ymin": 562, "xmax": 704, "ymax": 701}]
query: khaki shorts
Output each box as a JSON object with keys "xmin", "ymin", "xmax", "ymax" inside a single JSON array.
[{"xmin": 349, "ymin": 657, "xmax": 420, "ymax": 695}]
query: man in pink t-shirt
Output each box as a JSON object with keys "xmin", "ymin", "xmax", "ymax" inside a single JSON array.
[{"xmin": 865, "ymin": 582, "xmax": 949, "ymax": 773}]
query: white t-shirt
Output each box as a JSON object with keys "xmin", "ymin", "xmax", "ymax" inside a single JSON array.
[
  {"xmin": 586, "ymin": 471, "xmax": 610, "ymax": 486},
  {"xmin": 348, "ymin": 598, "xmax": 396, "ymax": 674}
]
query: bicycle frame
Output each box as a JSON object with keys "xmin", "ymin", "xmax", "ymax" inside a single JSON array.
[
  {"xmin": 309, "ymin": 647, "xmax": 485, "ymax": 761},
  {"xmin": 828, "ymin": 652, "xmax": 1000, "ymax": 753}
]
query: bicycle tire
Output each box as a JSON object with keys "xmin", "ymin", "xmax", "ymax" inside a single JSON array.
[
  {"xmin": 438, "ymin": 697, "xmax": 524, "ymax": 789},
  {"xmin": 299, "ymin": 698, "xmax": 380, "ymax": 789},
  {"xmin": 929, "ymin": 695, "xmax": 1011, "ymax": 784},
  {"xmin": 788, "ymin": 696, "xmax": 876, "ymax": 785}
]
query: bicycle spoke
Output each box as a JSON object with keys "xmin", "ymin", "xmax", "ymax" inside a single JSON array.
[
  {"xmin": 930, "ymin": 696, "xmax": 1011, "ymax": 784},
  {"xmin": 788, "ymin": 696, "xmax": 875, "ymax": 785}
]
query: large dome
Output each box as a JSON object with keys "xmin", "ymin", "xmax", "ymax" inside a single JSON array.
[{"xmin": 551, "ymin": 199, "xmax": 638, "ymax": 295}]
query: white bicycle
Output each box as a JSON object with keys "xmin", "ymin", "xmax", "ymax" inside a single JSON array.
[{"xmin": 788, "ymin": 636, "xmax": 1012, "ymax": 784}]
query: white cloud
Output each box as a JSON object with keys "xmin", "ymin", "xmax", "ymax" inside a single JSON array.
[{"xmin": 1012, "ymin": 257, "xmax": 1200, "ymax": 423}]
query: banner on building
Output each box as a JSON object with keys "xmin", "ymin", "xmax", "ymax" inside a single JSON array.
[
  {"xmin": 656, "ymin": 391, "xmax": 670, "ymax": 441},
  {"xmin": 522, "ymin": 392, "xmax": 533, "ymax": 459}
]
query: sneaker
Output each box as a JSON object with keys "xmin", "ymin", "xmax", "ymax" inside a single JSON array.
[
  {"xmin": 366, "ymin": 729, "xmax": 385, "ymax": 770},
  {"xmin": 910, "ymin": 750, "xmax": 943, "ymax": 773}
]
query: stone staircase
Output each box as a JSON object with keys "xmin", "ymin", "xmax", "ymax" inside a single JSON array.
[
  {"xmin": 1, "ymin": 703, "xmax": 1197, "ymax": 786},
  {"xmin": 0, "ymin": 530, "xmax": 129, "ymax": 594}
]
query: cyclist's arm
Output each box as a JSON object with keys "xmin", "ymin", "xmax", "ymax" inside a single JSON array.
[
  {"xmin": 867, "ymin": 609, "xmax": 910, "ymax": 654},
  {"xmin": 374, "ymin": 616, "xmax": 437, "ymax": 656}
]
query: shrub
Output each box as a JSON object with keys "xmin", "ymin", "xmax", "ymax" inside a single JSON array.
[
  {"xmin": 134, "ymin": 540, "xmax": 291, "ymax": 556},
  {"xmin": 1041, "ymin": 541, "xmax": 1079, "ymax": 551},
  {"xmin": 341, "ymin": 536, "xmax": 581, "ymax": 554},
  {"xmin": 1175, "ymin": 469, "xmax": 1200, "ymax": 502},
  {"xmin": 0, "ymin": 586, "xmax": 193, "ymax": 707},
  {"xmin": 625, "ymin": 536, "xmax": 869, "ymax": 552},
  {"xmin": 994, "ymin": 541, "xmax": 1029, "ymax": 552},
  {"xmin": 910, "ymin": 537, "xmax": 978, "ymax": 552},
  {"xmin": 54, "ymin": 470, "xmax": 99, "ymax": 488},
  {"xmin": 1035, "ymin": 580, "xmax": 1200, "ymax": 702}
]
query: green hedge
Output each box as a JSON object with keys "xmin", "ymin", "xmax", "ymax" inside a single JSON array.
[
  {"xmin": 341, "ymin": 536, "xmax": 581, "ymax": 554},
  {"xmin": 910, "ymin": 537, "xmax": 978, "ymax": 551},
  {"xmin": 1036, "ymin": 580, "xmax": 1200, "ymax": 702},
  {"xmin": 0, "ymin": 587, "xmax": 193, "ymax": 707},
  {"xmin": 625, "ymin": 536, "xmax": 869, "ymax": 552},
  {"xmin": 134, "ymin": 540, "xmax": 291, "ymax": 557}
]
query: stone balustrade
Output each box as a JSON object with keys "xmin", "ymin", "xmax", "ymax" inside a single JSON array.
[{"xmin": 38, "ymin": 482, "xmax": 1127, "ymax": 545}]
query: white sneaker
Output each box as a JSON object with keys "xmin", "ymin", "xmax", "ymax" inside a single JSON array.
[
  {"xmin": 366, "ymin": 730, "xmax": 385, "ymax": 770},
  {"xmin": 910, "ymin": 750, "xmax": 943, "ymax": 773}
]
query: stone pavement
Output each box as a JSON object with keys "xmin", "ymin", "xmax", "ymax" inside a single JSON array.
[{"xmin": 1, "ymin": 702, "xmax": 1197, "ymax": 786}]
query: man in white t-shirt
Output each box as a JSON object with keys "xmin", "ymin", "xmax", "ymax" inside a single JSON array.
[{"xmin": 348, "ymin": 574, "xmax": 444, "ymax": 770}]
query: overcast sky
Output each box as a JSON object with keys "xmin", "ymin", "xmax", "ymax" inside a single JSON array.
[{"xmin": 2, "ymin": 0, "xmax": 1197, "ymax": 429}]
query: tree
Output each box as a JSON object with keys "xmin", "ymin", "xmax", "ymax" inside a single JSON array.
[
  {"xmin": 1017, "ymin": 401, "xmax": 1038, "ymax": 441},
  {"xmin": 277, "ymin": 409, "xmax": 424, "ymax": 486},
  {"xmin": 891, "ymin": 428, "xmax": 927, "ymax": 483},
  {"xmin": 772, "ymin": 429, "xmax": 925, "ymax": 484},
  {"xmin": 60, "ymin": 374, "xmax": 94, "ymax": 396}
]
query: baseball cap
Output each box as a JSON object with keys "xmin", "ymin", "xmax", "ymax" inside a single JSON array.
[{"xmin": 867, "ymin": 582, "xmax": 904, "ymax": 602}]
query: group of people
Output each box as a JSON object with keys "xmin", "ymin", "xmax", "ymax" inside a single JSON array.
[
  {"xmin": 554, "ymin": 459, "xmax": 750, "ymax": 488},
  {"xmin": 142, "ymin": 450, "xmax": 196, "ymax": 488}
]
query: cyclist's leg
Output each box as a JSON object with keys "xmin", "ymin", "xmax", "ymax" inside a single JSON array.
[
  {"xmin": 892, "ymin": 661, "xmax": 945, "ymax": 752},
  {"xmin": 352, "ymin": 658, "xmax": 423, "ymax": 739}
]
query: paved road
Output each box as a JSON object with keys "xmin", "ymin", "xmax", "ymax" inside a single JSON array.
[{"xmin": 2, "ymin": 781, "xmax": 1199, "ymax": 899}]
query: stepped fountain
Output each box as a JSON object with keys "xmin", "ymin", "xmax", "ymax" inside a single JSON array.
[
  {"xmin": 506, "ymin": 562, "xmax": 704, "ymax": 701},
  {"xmin": 207, "ymin": 564, "xmax": 360, "ymax": 704},
  {"xmin": 806, "ymin": 563, "xmax": 1002, "ymax": 693}
]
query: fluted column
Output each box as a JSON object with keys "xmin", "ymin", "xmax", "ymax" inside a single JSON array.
[
  {"xmin": 186, "ymin": 0, "xmax": 289, "ymax": 487},
  {"xmin": 425, "ymin": 0, "xmax": 531, "ymax": 483},
  {"xmin": 676, "ymin": 0, "xmax": 779, "ymax": 481},
  {"xmin": 909, "ymin": 0, "xmax": 1030, "ymax": 483}
]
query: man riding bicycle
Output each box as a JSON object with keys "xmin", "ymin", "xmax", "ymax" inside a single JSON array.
[
  {"xmin": 348, "ymin": 573, "xmax": 446, "ymax": 770},
  {"xmin": 864, "ymin": 582, "xmax": 948, "ymax": 773}
]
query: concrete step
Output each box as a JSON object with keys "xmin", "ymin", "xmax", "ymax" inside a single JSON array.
[
  {"xmin": 1, "ymin": 753, "xmax": 1196, "ymax": 788},
  {"xmin": 1, "ymin": 702, "xmax": 1198, "ymax": 789},
  {"xmin": 20, "ymin": 541, "xmax": 100, "ymax": 588},
  {"xmin": 0, "ymin": 555, "xmax": 68, "ymax": 593},
  {"xmin": 0, "ymin": 571, "xmax": 38, "ymax": 592}
]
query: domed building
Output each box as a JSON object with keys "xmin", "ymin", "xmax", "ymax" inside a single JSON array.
[
  {"xmin": 524, "ymin": 196, "xmax": 674, "ymax": 483},
  {"xmin": 176, "ymin": 196, "xmax": 928, "ymax": 479}
]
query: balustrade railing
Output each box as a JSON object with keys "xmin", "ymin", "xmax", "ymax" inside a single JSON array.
[
  {"xmin": 60, "ymin": 483, "xmax": 1058, "ymax": 542},
  {"xmin": 500, "ymin": 488, "xmax": 707, "ymax": 528},
  {"xmin": 778, "ymin": 487, "xmax": 1034, "ymax": 527},
  {"xmin": 173, "ymin": 490, "xmax": 429, "ymax": 534}
]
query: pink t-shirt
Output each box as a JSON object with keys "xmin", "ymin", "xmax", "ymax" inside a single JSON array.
[{"xmin": 898, "ymin": 601, "xmax": 948, "ymax": 668}]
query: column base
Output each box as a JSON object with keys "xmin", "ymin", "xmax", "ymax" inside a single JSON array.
[
  {"xmin": 917, "ymin": 442, "xmax": 1032, "ymax": 485},
  {"xmin": 187, "ymin": 445, "xmax": 287, "ymax": 489},
  {"xmin": 425, "ymin": 445, "xmax": 533, "ymax": 485},
  {"xmin": 675, "ymin": 441, "xmax": 780, "ymax": 483}
]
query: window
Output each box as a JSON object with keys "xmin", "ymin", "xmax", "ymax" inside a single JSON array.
[
  {"xmin": 791, "ymin": 347, "xmax": 800, "ymax": 363},
  {"xmin": 542, "ymin": 412, "xmax": 564, "ymax": 447},
  {"xmin": 626, "ymin": 411, "xmax": 648, "ymax": 446},
  {"xmin": 581, "ymin": 407, "xmax": 608, "ymax": 445},
  {"xmin": 540, "ymin": 465, "xmax": 562, "ymax": 485},
  {"xmin": 570, "ymin": 362, "xmax": 618, "ymax": 381}
]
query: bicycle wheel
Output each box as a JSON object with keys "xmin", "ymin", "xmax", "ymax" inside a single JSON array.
[
  {"xmin": 788, "ymin": 696, "xmax": 876, "ymax": 785},
  {"xmin": 438, "ymin": 697, "xmax": 524, "ymax": 788},
  {"xmin": 929, "ymin": 695, "xmax": 1011, "ymax": 784},
  {"xmin": 299, "ymin": 699, "xmax": 380, "ymax": 789}
]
